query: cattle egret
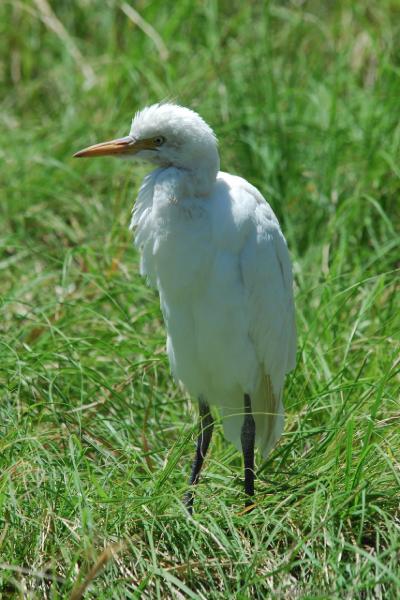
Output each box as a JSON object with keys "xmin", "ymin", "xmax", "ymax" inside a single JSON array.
[{"xmin": 74, "ymin": 103, "xmax": 296, "ymax": 513}]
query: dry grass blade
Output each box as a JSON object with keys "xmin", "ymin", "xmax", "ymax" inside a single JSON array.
[
  {"xmin": 69, "ymin": 543, "xmax": 125, "ymax": 600},
  {"xmin": 120, "ymin": 2, "xmax": 169, "ymax": 61},
  {"xmin": 33, "ymin": 0, "xmax": 95, "ymax": 87}
]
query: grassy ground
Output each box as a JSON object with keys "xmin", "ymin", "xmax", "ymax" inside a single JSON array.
[{"xmin": 1, "ymin": 0, "xmax": 399, "ymax": 597}]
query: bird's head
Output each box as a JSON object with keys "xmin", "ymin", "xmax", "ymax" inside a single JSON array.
[{"xmin": 74, "ymin": 103, "xmax": 220, "ymax": 192}]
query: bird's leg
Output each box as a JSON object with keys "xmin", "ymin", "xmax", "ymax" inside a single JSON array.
[
  {"xmin": 184, "ymin": 398, "xmax": 213, "ymax": 514},
  {"xmin": 241, "ymin": 393, "xmax": 256, "ymax": 506}
]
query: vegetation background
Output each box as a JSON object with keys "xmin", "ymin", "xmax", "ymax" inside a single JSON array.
[{"xmin": 1, "ymin": 0, "xmax": 399, "ymax": 597}]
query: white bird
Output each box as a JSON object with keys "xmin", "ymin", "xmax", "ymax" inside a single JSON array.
[{"xmin": 74, "ymin": 103, "xmax": 296, "ymax": 512}]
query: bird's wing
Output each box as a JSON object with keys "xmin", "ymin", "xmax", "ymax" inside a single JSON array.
[
  {"xmin": 239, "ymin": 193, "xmax": 297, "ymax": 389},
  {"xmin": 231, "ymin": 177, "xmax": 296, "ymax": 455}
]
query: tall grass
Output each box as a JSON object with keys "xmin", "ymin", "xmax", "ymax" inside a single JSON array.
[{"xmin": 1, "ymin": 0, "xmax": 399, "ymax": 597}]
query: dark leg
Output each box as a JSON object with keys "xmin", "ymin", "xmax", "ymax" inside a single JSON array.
[
  {"xmin": 241, "ymin": 393, "xmax": 256, "ymax": 506},
  {"xmin": 184, "ymin": 398, "xmax": 214, "ymax": 514}
]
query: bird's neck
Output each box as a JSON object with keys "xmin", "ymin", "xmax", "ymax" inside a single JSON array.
[{"xmin": 182, "ymin": 148, "xmax": 220, "ymax": 196}]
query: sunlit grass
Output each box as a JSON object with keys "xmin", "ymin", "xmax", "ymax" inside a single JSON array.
[{"xmin": 1, "ymin": 0, "xmax": 399, "ymax": 597}]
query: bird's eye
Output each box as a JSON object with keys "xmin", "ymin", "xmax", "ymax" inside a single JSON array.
[{"xmin": 153, "ymin": 136, "xmax": 165, "ymax": 146}]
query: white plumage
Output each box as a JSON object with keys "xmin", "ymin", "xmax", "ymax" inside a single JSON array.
[
  {"xmin": 75, "ymin": 102, "xmax": 296, "ymax": 508},
  {"xmin": 129, "ymin": 104, "xmax": 296, "ymax": 456}
]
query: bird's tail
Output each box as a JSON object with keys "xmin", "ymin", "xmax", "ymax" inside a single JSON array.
[
  {"xmin": 254, "ymin": 374, "xmax": 284, "ymax": 458},
  {"xmin": 220, "ymin": 374, "xmax": 285, "ymax": 458}
]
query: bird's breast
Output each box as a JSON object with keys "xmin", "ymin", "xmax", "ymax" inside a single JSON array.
[
  {"xmin": 152, "ymin": 198, "xmax": 213, "ymax": 298},
  {"xmin": 132, "ymin": 168, "xmax": 213, "ymax": 292},
  {"xmin": 135, "ymin": 197, "xmax": 212, "ymax": 300}
]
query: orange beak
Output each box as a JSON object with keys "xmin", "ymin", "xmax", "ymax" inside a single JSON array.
[{"xmin": 73, "ymin": 136, "xmax": 157, "ymax": 158}]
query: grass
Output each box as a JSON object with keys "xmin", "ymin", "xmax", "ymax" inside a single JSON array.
[{"xmin": 1, "ymin": 0, "xmax": 399, "ymax": 597}]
